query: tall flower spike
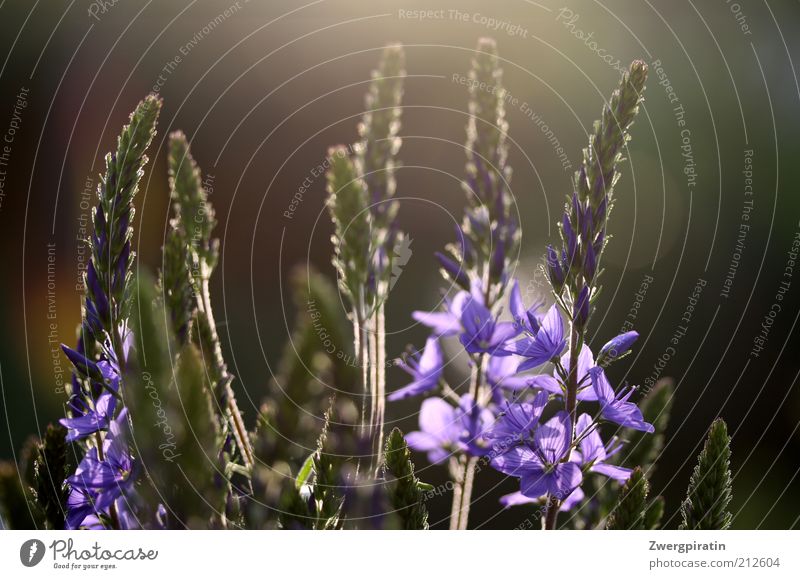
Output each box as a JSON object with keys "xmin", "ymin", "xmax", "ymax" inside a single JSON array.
[
  {"xmin": 441, "ymin": 37, "xmax": 518, "ymax": 300},
  {"xmin": 356, "ymin": 43, "xmax": 405, "ymax": 232},
  {"xmin": 89, "ymin": 94, "xmax": 161, "ymax": 351},
  {"xmin": 680, "ymin": 418, "xmax": 733, "ymax": 530},
  {"xmin": 326, "ymin": 147, "xmax": 373, "ymax": 312},
  {"xmin": 165, "ymin": 131, "xmax": 254, "ymax": 474}
]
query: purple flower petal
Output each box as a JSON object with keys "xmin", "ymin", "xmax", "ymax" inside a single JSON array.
[{"xmin": 534, "ymin": 411, "xmax": 571, "ymax": 464}]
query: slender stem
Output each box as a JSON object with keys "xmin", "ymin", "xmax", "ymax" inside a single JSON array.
[
  {"xmin": 373, "ymin": 303, "xmax": 387, "ymax": 475},
  {"xmin": 448, "ymin": 455, "xmax": 466, "ymax": 530},
  {"xmin": 458, "ymin": 456, "xmax": 479, "ymax": 529},
  {"xmin": 450, "ymin": 355, "xmax": 487, "ymax": 529},
  {"xmin": 543, "ymin": 495, "xmax": 559, "ymax": 530},
  {"xmin": 544, "ymin": 307, "xmax": 582, "ymax": 529}
]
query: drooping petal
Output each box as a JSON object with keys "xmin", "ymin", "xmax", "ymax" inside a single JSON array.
[
  {"xmin": 484, "ymin": 391, "xmax": 548, "ymax": 442},
  {"xmin": 404, "ymin": 431, "xmax": 442, "ymax": 452},
  {"xmin": 527, "ymin": 374, "xmax": 562, "ymax": 394},
  {"xmin": 412, "ymin": 311, "xmax": 461, "ymax": 337},
  {"xmin": 417, "ymin": 336, "xmax": 443, "ymax": 375},
  {"xmin": 559, "ymin": 485, "xmax": 585, "ymax": 511},
  {"xmin": 539, "ymin": 304, "xmax": 565, "ymax": 354},
  {"xmin": 550, "ymin": 462, "xmax": 583, "ymax": 500},
  {"xmin": 499, "ymin": 491, "xmax": 537, "ymax": 508},
  {"xmin": 534, "ymin": 411, "xmax": 572, "ymax": 464},
  {"xmin": 489, "ymin": 445, "xmax": 543, "ymax": 477},
  {"xmin": 576, "ymin": 413, "xmax": 605, "ymax": 463},
  {"xmin": 591, "ymin": 463, "xmax": 632, "ymax": 481},
  {"xmin": 519, "ymin": 469, "xmax": 555, "ymax": 499},
  {"xmin": 417, "ymin": 397, "xmax": 458, "ymax": 442}
]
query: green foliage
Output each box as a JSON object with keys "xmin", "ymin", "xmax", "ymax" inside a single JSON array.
[
  {"xmin": 93, "ymin": 94, "xmax": 161, "ymax": 329},
  {"xmin": 31, "ymin": 424, "xmax": 71, "ymax": 529},
  {"xmin": 0, "ymin": 452, "xmax": 39, "ymax": 529},
  {"xmin": 356, "ymin": 43, "xmax": 405, "ymax": 235},
  {"xmin": 125, "ymin": 274, "xmax": 224, "ymax": 528},
  {"xmin": 311, "ymin": 408, "xmax": 344, "ymax": 529},
  {"xmin": 160, "ymin": 226, "xmax": 194, "ymax": 344},
  {"xmin": 383, "ymin": 428, "xmax": 429, "ymax": 529},
  {"xmin": 326, "ymin": 149, "xmax": 373, "ymax": 312},
  {"xmin": 276, "ymin": 405, "xmax": 344, "ymax": 530},
  {"xmin": 168, "ymin": 131, "xmax": 217, "ymax": 264},
  {"xmin": 162, "ymin": 131, "xmax": 253, "ymax": 478},
  {"xmin": 576, "ymin": 59, "xmax": 647, "ymax": 213},
  {"xmin": 644, "ymin": 495, "xmax": 665, "ymax": 530},
  {"xmin": 680, "ymin": 418, "xmax": 733, "ymax": 530},
  {"xmin": 255, "ymin": 267, "xmax": 356, "ymax": 464},
  {"xmin": 464, "ymin": 37, "xmax": 510, "ymax": 215},
  {"xmin": 607, "ymin": 467, "xmax": 649, "ymax": 530}
]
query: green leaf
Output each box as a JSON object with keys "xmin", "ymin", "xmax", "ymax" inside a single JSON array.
[
  {"xmin": 326, "ymin": 149, "xmax": 373, "ymax": 310},
  {"xmin": 680, "ymin": 418, "xmax": 733, "ymax": 530},
  {"xmin": 31, "ymin": 424, "xmax": 71, "ymax": 530},
  {"xmin": 645, "ymin": 496, "xmax": 665, "ymax": 530},
  {"xmin": 295, "ymin": 454, "xmax": 315, "ymax": 490},
  {"xmin": 383, "ymin": 427, "xmax": 429, "ymax": 530},
  {"xmin": 607, "ymin": 467, "xmax": 649, "ymax": 530}
]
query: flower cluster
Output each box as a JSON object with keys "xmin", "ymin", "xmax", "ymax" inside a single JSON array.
[
  {"xmin": 59, "ymin": 95, "xmax": 162, "ymax": 529},
  {"xmin": 391, "ymin": 51, "xmax": 651, "ymax": 529},
  {"xmin": 393, "ymin": 278, "xmax": 651, "ymax": 515}
]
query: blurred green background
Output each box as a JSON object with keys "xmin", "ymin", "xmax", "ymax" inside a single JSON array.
[{"xmin": 0, "ymin": 0, "xmax": 799, "ymax": 528}]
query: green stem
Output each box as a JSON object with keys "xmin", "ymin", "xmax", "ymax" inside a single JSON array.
[{"xmin": 544, "ymin": 311, "xmax": 582, "ymax": 529}]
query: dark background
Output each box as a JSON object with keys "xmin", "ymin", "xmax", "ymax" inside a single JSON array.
[{"xmin": 0, "ymin": 0, "xmax": 798, "ymax": 528}]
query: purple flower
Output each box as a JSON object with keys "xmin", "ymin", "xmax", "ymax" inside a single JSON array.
[
  {"xmin": 458, "ymin": 296, "xmax": 519, "ymax": 356},
  {"xmin": 412, "ymin": 291, "xmax": 470, "ymax": 337},
  {"xmin": 484, "ymin": 391, "xmax": 548, "ymax": 443},
  {"xmin": 405, "ymin": 396, "xmax": 493, "ymax": 464},
  {"xmin": 499, "ymin": 487, "xmax": 584, "ymax": 511},
  {"xmin": 67, "ymin": 410, "xmax": 134, "ymax": 525},
  {"xmin": 411, "ymin": 279, "xmax": 484, "ymax": 337},
  {"xmin": 509, "ymin": 280, "xmax": 544, "ymax": 335},
  {"xmin": 595, "ymin": 330, "xmax": 639, "ymax": 366},
  {"xmin": 60, "ymin": 393, "xmax": 116, "ymax": 442},
  {"xmin": 505, "ymin": 304, "xmax": 566, "ymax": 371},
  {"xmin": 486, "ymin": 355, "xmax": 533, "ymax": 392},
  {"xmin": 490, "ymin": 411, "xmax": 582, "ymax": 500},
  {"xmin": 590, "ymin": 367, "xmax": 654, "ymax": 433},
  {"xmin": 574, "ymin": 414, "xmax": 631, "ymax": 481},
  {"xmin": 59, "ymin": 360, "xmax": 120, "ymax": 442},
  {"xmin": 573, "ymin": 286, "xmax": 590, "ymax": 329},
  {"xmin": 388, "ymin": 337, "xmax": 444, "ymax": 401},
  {"xmin": 546, "ymin": 245, "xmax": 565, "ymax": 292},
  {"xmin": 561, "ymin": 342, "xmax": 598, "ymax": 401}
]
